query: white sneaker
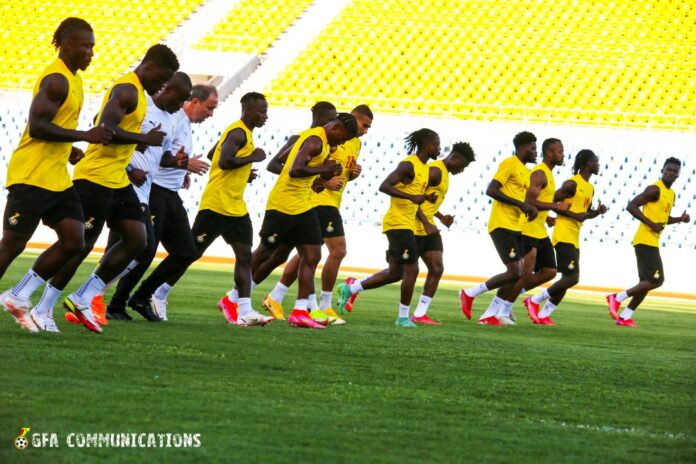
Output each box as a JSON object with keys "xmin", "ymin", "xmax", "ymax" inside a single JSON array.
[
  {"xmin": 237, "ymin": 309, "xmax": 274, "ymax": 326},
  {"xmin": 1, "ymin": 290, "xmax": 38, "ymax": 333},
  {"xmin": 509, "ymin": 308, "xmax": 517, "ymax": 323},
  {"xmin": 497, "ymin": 316, "xmax": 517, "ymax": 325},
  {"xmin": 30, "ymin": 308, "xmax": 60, "ymax": 333},
  {"xmin": 150, "ymin": 296, "xmax": 168, "ymax": 321}
]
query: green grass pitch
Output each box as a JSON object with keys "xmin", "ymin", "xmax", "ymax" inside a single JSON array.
[{"xmin": 1, "ymin": 253, "xmax": 695, "ymax": 463}]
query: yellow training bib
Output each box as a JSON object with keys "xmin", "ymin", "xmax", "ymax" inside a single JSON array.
[
  {"xmin": 312, "ymin": 137, "xmax": 361, "ymax": 209},
  {"xmin": 414, "ymin": 160, "xmax": 449, "ymax": 236},
  {"xmin": 382, "ymin": 154, "xmax": 430, "ymax": 233},
  {"xmin": 552, "ymin": 174, "xmax": 594, "ymax": 247},
  {"xmin": 521, "ymin": 162, "xmax": 555, "ymax": 239},
  {"xmin": 632, "ymin": 180, "xmax": 675, "ymax": 247},
  {"xmin": 488, "ymin": 155, "xmax": 530, "ymax": 233}
]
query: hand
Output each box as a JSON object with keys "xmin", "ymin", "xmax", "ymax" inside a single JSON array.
[
  {"xmin": 409, "ymin": 194, "xmax": 426, "ymax": 205},
  {"xmin": 325, "ymin": 177, "xmax": 344, "ymax": 191},
  {"xmin": 546, "ymin": 216, "xmax": 556, "ymax": 227},
  {"xmin": 83, "ymin": 123, "xmax": 114, "ymax": 144},
  {"xmin": 569, "ymin": 211, "xmax": 589, "ymax": 222},
  {"xmin": 679, "ymin": 210, "xmax": 690, "ymax": 223},
  {"xmin": 425, "ymin": 192, "xmax": 438, "ymax": 203},
  {"xmin": 247, "ymin": 168, "xmax": 258, "ymax": 184},
  {"xmin": 320, "ymin": 159, "xmax": 342, "ymax": 180},
  {"xmin": 174, "ymin": 146, "xmax": 188, "ymax": 169},
  {"xmin": 68, "ymin": 146, "xmax": 85, "ymax": 165},
  {"xmin": 182, "ymin": 173, "xmax": 191, "ymax": 189},
  {"xmin": 250, "ymin": 147, "xmax": 267, "ymax": 163},
  {"xmin": 187, "ymin": 154, "xmax": 210, "ymax": 175},
  {"xmin": 597, "ymin": 202, "xmax": 608, "ymax": 215},
  {"xmin": 649, "ymin": 221, "xmax": 665, "ymax": 233},
  {"xmin": 312, "ymin": 177, "xmax": 327, "ymax": 193},
  {"xmin": 351, "ymin": 163, "xmax": 363, "ymax": 178},
  {"xmin": 555, "ymin": 201, "xmax": 570, "ymax": 212},
  {"xmin": 424, "ymin": 221, "xmax": 439, "ymax": 235},
  {"xmin": 128, "ymin": 168, "xmax": 148, "ymax": 187},
  {"xmin": 143, "ymin": 123, "xmax": 165, "ymax": 147},
  {"xmin": 439, "ymin": 214, "xmax": 455, "ymax": 228},
  {"xmin": 521, "ymin": 203, "xmax": 538, "ymax": 221},
  {"xmin": 135, "ymin": 142, "xmax": 147, "ymax": 153}
]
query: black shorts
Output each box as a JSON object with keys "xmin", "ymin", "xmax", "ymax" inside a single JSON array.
[
  {"xmin": 259, "ymin": 209, "xmax": 322, "ymax": 248},
  {"xmin": 385, "ymin": 229, "xmax": 418, "ymax": 264},
  {"xmin": 554, "ymin": 242, "xmax": 580, "ymax": 276},
  {"xmin": 3, "ymin": 184, "xmax": 83, "ymax": 234},
  {"xmin": 490, "ymin": 228, "xmax": 524, "ymax": 264},
  {"xmin": 149, "ymin": 184, "xmax": 198, "ymax": 258},
  {"xmin": 416, "ymin": 232, "xmax": 444, "ymax": 255},
  {"xmin": 635, "ymin": 244, "xmax": 664, "ymax": 285},
  {"xmin": 73, "ymin": 179, "xmax": 144, "ymax": 240},
  {"xmin": 192, "ymin": 209, "xmax": 253, "ymax": 250},
  {"xmin": 314, "ymin": 205, "xmax": 345, "ymax": 238},
  {"xmin": 522, "ymin": 235, "xmax": 557, "ymax": 271}
]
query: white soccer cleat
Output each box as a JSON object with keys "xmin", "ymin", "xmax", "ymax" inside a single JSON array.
[
  {"xmin": 1, "ymin": 290, "xmax": 38, "ymax": 333},
  {"xmin": 509, "ymin": 308, "xmax": 517, "ymax": 323},
  {"xmin": 150, "ymin": 296, "xmax": 168, "ymax": 321},
  {"xmin": 237, "ymin": 309, "xmax": 274, "ymax": 326},
  {"xmin": 30, "ymin": 308, "xmax": 60, "ymax": 333},
  {"xmin": 497, "ymin": 316, "xmax": 517, "ymax": 325}
]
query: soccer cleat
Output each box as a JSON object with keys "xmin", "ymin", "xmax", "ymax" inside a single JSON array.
[
  {"xmin": 606, "ymin": 294, "xmax": 621, "ymax": 320},
  {"xmin": 337, "ymin": 282, "xmax": 355, "ymax": 315},
  {"xmin": 30, "ymin": 309, "xmax": 60, "ymax": 333},
  {"xmin": 128, "ymin": 298, "xmax": 161, "ymax": 322},
  {"xmin": 616, "ymin": 318, "xmax": 638, "ymax": 328},
  {"xmin": 63, "ymin": 295, "xmax": 102, "ymax": 333},
  {"xmin": 478, "ymin": 316, "xmax": 502, "ymax": 325},
  {"xmin": 218, "ymin": 295, "xmax": 238, "ymax": 324},
  {"xmin": 309, "ymin": 309, "xmax": 331, "ymax": 325},
  {"xmin": 509, "ymin": 307, "xmax": 517, "ymax": 323},
  {"xmin": 459, "ymin": 289, "xmax": 474, "ymax": 320},
  {"xmin": 344, "ymin": 277, "xmax": 360, "ymax": 312},
  {"xmin": 65, "ymin": 311, "xmax": 80, "ymax": 324},
  {"xmin": 497, "ymin": 316, "xmax": 517, "ymax": 325},
  {"xmin": 411, "ymin": 314, "xmax": 441, "ymax": 325},
  {"xmin": 237, "ymin": 310, "xmax": 275, "ymax": 327},
  {"xmin": 1, "ymin": 290, "xmax": 38, "ymax": 333},
  {"xmin": 261, "ymin": 294, "xmax": 285, "ymax": 321},
  {"xmin": 323, "ymin": 307, "xmax": 346, "ymax": 325},
  {"xmin": 538, "ymin": 317, "xmax": 555, "ymax": 326},
  {"xmin": 90, "ymin": 295, "xmax": 108, "ymax": 326},
  {"xmin": 395, "ymin": 316, "xmax": 417, "ymax": 328},
  {"xmin": 524, "ymin": 297, "xmax": 541, "ymax": 323},
  {"xmin": 151, "ymin": 296, "xmax": 168, "ymax": 321},
  {"xmin": 106, "ymin": 308, "xmax": 134, "ymax": 321},
  {"xmin": 288, "ymin": 310, "xmax": 325, "ymax": 329}
]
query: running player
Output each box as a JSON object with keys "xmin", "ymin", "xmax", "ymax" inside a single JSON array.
[
  {"xmin": 250, "ymin": 114, "xmax": 358, "ymax": 329},
  {"xmin": 261, "ymin": 105, "xmax": 373, "ymax": 325},
  {"xmin": 458, "ymin": 131, "xmax": 538, "ymax": 325},
  {"xmin": 524, "ymin": 149, "xmax": 607, "ymax": 324},
  {"xmin": 497, "ymin": 138, "xmax": 569, "ymax": 325},
  {"xmin": 0, "ymin": 18, "xmax": 113, "ymax": 332},
  {"xmin": 337, "ymin": 128, "xmax": 440, "ymax": 328},
  {"xmin": 46, "ymin": 44, "xmax": 178, "ymax": 333},
  {"xmin": 410, "ymin": 142, "xmax": 476, "ymax": 325},
  {"xmin": 607, "ymin": 157, "xmax": 689, "ymax": 327}
]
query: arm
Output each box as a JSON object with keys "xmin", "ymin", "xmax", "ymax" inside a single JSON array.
[
  {"xmin": 348, "ymin": 163, "xmax": 362, "ymax": 181},
  {"xmin": 288, "ymin": 136, "xmax": 341, "ymax": 179},
  {"xmin": 668, "ymin": 211, "xmax": 690, "ymax": 225},
  {"xmin": 417, "ymin": 208, "xmax": 438, "ymax": 235},
  {"xmin": 586, "ymin": 200, "xmax": 608, "ymax": 220},
  {"xmin": 267, "ymin": 135, "xmax": 299, "ymax": 174},
  {"xmin": 553, "ymin": 180, "xmax": 588, "ymax": 222},
  {"xmin": 434, "ymin": 211, "xmax": 454, "ymax": 228},
  {"xmin": 626, "ymin": 185, "xmax": 663, "ymax": 233},
  {"xmin": 379, "ymin": 161, "xmax": 426, "ymax": 204},
  {"xmin": 217, "ymin": 128, "xmax": 265, "ymax": 170},
  {"xmin": 28, "ymin": 73, "xmax": 113, "ymax": 144},
  {"xmin": 525, "ymin": 170, "xmax": 569, "ymax": 212},
  {"xmin": 486, "ymin": 179, "xmax": 537, "ymax": 220},
  {"xmin": 99, "ymin": 84, "xmax": 164, "ymax": 146}
]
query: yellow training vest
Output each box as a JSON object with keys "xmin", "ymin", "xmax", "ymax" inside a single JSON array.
[
  {"xmin": 632, "ymin": 180, "xmax": 675, "ymax": 247},
  {"xmin": 199, "ymin": 120, "xmax": 254, "ymax": 217},
  {"xmin": 266, "ymin": 127, "xmax": 329, "ymax": 215},
  {"xmin": 382, "ymin": 154, "xmax": 430, "ymax": 233},
  {"xmin": 73, "ymin": 72, "xmax": 147, "ymax": 188},
  {"xmin": 7, "ymin": 58, "xmax": 83, "ymax": 191},
  {"xmin": 552, "ymin": 174, "xmax": 594, "ymax": 247},
  {"xmin": 521, "ymin": 162, "xmax": 555, "ymax": 239},
  {"xmin": 312, "ymin": 137, "xmax": 362, "ymax": 209},
  {"xmin": 488, "ymin": 155, "xmax": 530, "ymax": 233},
  {"xmin": 414, "ymin": 160, "xmax": 449, "ymax": 236}
]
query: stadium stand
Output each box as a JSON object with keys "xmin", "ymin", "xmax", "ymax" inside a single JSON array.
[
  {"xmin": 265, "ymin": 0, "xmax": 696, "ymax": 131},
  {"xmin": 193, "ymin": 0, "xmax": 314, "ymax": 54},
  {"xmin": 0, "ymin": 0, "xmax": 203, "ymax": 93}
]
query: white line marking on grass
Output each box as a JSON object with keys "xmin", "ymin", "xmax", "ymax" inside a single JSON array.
[{"xmin": 538, "ymin": 419, "xmax": 696, "ymax": 442}]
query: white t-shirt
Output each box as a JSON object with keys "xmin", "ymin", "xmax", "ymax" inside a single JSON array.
[
  {"xmin": 153, "ymin": 109, "xmax": 192, "ymax": 192},
  {"xmin": 130, "ymin": 95, "xmax": 174, "ymax": 204}
]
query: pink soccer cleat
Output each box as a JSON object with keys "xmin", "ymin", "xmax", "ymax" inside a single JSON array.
[
  {"xmin": 524, "ymin": 297, "xmax": 541, "ymax": 324},
  {"xmin": 606, "ymin": 294, "xmax": 621, "ymax": 320},
  {"xmin": 288, "ymin": 310, "xmax": 326, "ymax": 329},
  {"xmin": 218, "ymin": 295, "xmax": 238, "ymax": 324}
]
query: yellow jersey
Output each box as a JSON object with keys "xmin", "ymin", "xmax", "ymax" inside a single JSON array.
[
  {"xmin": 521, "ymin": 162, "xmax": 555, "ymax": 239},
  {"xmin": 382, "ymin": 154, "xmax": 430, "ymax": 233},
  {"xmin": 552, "ymin": 174, "xmax": 594, "ymax": 247},
  {"xmin": 488, "ymin": 155, "xmax": 530, "ymax": 233},
  {"xmin": 414, "ymin": 160, "xmax": 449, "ymax": 236},
  {"xmin": 7, "ymin": 58, "xmax": 83, "ymax": 191},
  {"xmin": 199, "ymin": 120, "xmax": 254, "ymax": 217},
  {"xmin": 266, "ymin": 127, "xmax": 329, "ymax": 215},
  {"xmin": 73, "ymin": 72, "xmax": 147, "ymax": 188},
  {"xmin": 632, "ymin": 180, "xmax": 675, "ymax": 248},
  {"xmin": 312, "ymin": 137, "xmax": 362, "ymax": 209}
]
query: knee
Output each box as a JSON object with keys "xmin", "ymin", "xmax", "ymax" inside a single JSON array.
[
  {"xmin": 567, "ymin": 274, "xmax": 579, "ymax": 287},
  {"xmin": 329, "ymin": 246, "xmax": 347, "ymax": 261},
  {"xmin": 62, "ymin": 235, "xmax": 85, "ymax": 256},
  {"xmin": 650, "ymin": 279, "xmax": 664, "ymax": 290},
  {"xmin": 508, "ymin": 264, "xmax": 523, "ymax": 280},
  {"xmin": 404, "ymin": 264, "xmax": 419, "ymax": 280},
  {"xmin": 431, "ymin": 263, "xmax": 444, "ymax": 278},
  {"xmin": 546, "ymin": 268, "xmax": 558, "ymax": 281}
]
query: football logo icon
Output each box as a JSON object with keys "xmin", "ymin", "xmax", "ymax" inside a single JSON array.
[
  {"xmin": 8, "ymin": 212, "xmax": 20, "ymax": 226},
  {"xmin": 268, "ymin": 233, "xmax": 278, "ymax": 244},
  {"xmin": 568, "ymin": 260, "xmax": 575, "ymax": 270},
  {"xmin": 401, "ymin": 249, "xmax": 410, "ymax": 260},
  {"xmin": 508, "ymin": 248, "xmax": 516, "ymax": 258},
  {"xmin": 326, "ymin": 221, "xmax": 334, "ymax": 233},
  {"xmin": 196, "ymin": 233, "xmax": 207, "ymax": 243},
  {"xmin": 653, "ymin": 269, "xmax": 660, "ymax": 279},
  {"xmin": 14, "ymin": 428, "xmax": 30, "ymax": 451},
  {"xmin": 85, "ymin": 217, "xmax": 95, "ymax": 230}
]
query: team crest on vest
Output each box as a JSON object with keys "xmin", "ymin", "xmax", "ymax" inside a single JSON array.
[
  {"xmin": 268, "ymin": 233, "xmax": 278, "ymax": 244},
  {"xmin": 402, "ymin": 249, "xmax": 410, "ymax": 260},
  {"xmin": 326, "ymin": 222, "xmax": 334, "ymax": 233},
  {"xmin": 196, "ymin": 233, "xmax": 207, "ymax": 243},
  {"xmin": 151, "ymin": 215, "xmax": 156, "ymax": 222},
  {"xmin": 8, "ymin": 212, "xmax": 20, "ymax": 226},
  {"xmin": 568, "ymin": 260, "xmax": 575, "ymax": 270},
  {"xmin": 508, "ymin": 248, "xmax": 516, "ymax": 258},
  {"xmin": 653, "ymin": 269, "xmax": 660, "ymax": 280},
  {"xmin": 85, "ymin": 217, "xmax": 95, "ymax": 229}
]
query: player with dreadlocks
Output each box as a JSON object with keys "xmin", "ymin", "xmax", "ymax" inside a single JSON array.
[
  {"xmin": 524, "ymin": 149, "xmax": 607, "ymax": 324},
  {"xmin": 337, "ymin": 128, "xmax": 439, "ymax": 328},
  {"xmin": 1, "ymin": 17, "xmax": 113, "ymax": 333}
]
